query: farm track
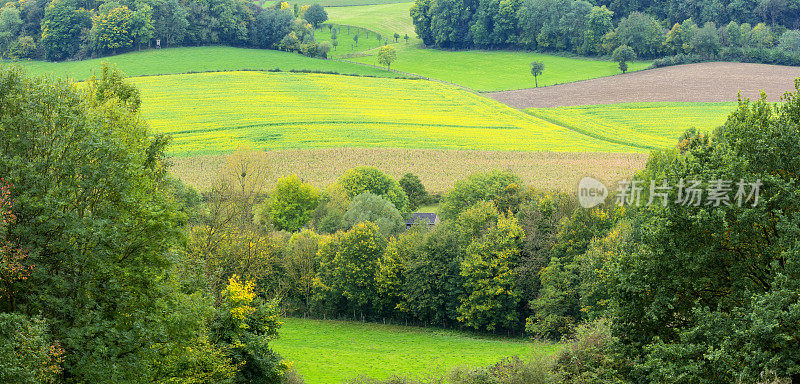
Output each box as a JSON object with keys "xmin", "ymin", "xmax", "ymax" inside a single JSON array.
[{"xmin": 487, "ymin": 62, "xmax": 800, "ymax": 108}]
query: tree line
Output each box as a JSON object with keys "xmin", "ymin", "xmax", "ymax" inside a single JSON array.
[
  {"xmin": 0, "ymin": 0, "xmax": 331, "ymax": 61},
  {"xmin": 411, "ymin": 0, "xmax": 800, "ymax": 65}
]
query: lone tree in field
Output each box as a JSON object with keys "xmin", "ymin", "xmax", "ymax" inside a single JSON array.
[
  {"xmin": 404, "ymin": 34, "xmax": 409, "ymax": 43},
  {"xmin": 352, "ymin": 33, "xmax": 359, "ymax": 47},
  {"xmin": 612, "ymin": 44, "xmax": 636, "ymax": 73},
  {"xmin": 393, "ymin": 32, "xmax": 400, "ymax": 42},
  {"xmin": 378, "ymin": 45, "xmax": 396, "ymax": 69},
  {"xmin": 303, "ymin": 4, "xmax": 327, "ymax": 28},
  {"xmin": 530, "ymin": 61, "xmax": 544, "ymax": 87}
]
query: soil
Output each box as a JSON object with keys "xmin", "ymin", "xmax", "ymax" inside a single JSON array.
[{"xmin": 487, "ymin": 62, "xmax": 800, "ymax": 108}]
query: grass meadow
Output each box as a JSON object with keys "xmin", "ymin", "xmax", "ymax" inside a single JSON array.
[
  {"xmin": 527, "ymin": 102, "xmax": 735, "ymax": 149},
  {"xmin": 325, "ymin": 2, "xmax": 418, "ymax": 41},
  {"xmin": 6, "ymin": 46, "xmax": 394, "ymax": 80},
  {"xmin": 271, "ymin": 317, "xmax": 562, "ymax": 384},
  {"xmin": 131, "ymin": 71, "xmax": 640, "ymax": 156},
  {"xmin": 314, "ymin": 25, "xmax": 395, "ymax": 58},
  {"xmin": 351, "ymin": 44, "xmax": 653, "ymax": 91},
  {"xmin": 298, "ymin": 0, "xmax": 411, "ymax": 5}
]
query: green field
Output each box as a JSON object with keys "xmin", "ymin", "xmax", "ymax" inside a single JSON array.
[
  {"xmin": 297, "ymin": 0, "xmax": 411, "ymax": 5},
  {"xmin": 131, "ymin": 70, "xmax": 640, "ymax": 156},
  {"xmin": 272, "ymin": 318, "xmax": 561, "ymax": 384},
  {"xmin": 352, "ymin": 44, "xmax": 652, "ymax": 91},
  {"xmin": 325, "ymin": 2, "xmax": 418, "ymax": 42},
  {"xmin": 527, "ymin": 102, "xmax": 736, "ymax": 150},
  {"xmin": 315, "ymin": 25, "xmax": 395, "ymax": 58},
  {"xmin": 5, "ymin": 46, "xmax": 394, "ymax": 80}
]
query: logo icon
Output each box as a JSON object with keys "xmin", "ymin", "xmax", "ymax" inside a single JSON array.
[{"xmin": 578, "ymin": 177, "xmax": 608, "ymax": 208}]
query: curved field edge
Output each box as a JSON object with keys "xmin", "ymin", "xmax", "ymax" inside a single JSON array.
[
  {"xmin": 168, "ymin": 147, "xmax": 649, "ymax": 194},
  {"xmin": 3, "ymin": 46, "xmax": 396, "ymax": 80},
  {"xmin": 271, "ymin": 317, "xmax": 562, "ymax": 384},
  {"xmin": 130, "ymin": 71, "xmax": 642, "ymax": 156},
  {"xmin": 526, "ymin": 102, "xmax": 736, "ymax": 150}
]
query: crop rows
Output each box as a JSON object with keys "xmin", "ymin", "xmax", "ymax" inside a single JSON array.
[
  {"xmin": 526, "ymin": 102, "xmax": 735, "ymax": 149},
  {"xmin": 131, "ymin": 71, "xmax": 639, "ymax": 156}
]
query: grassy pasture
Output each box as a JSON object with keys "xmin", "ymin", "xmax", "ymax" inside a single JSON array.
[
  {"xmin": 131, "ymin": 71, "xmax": 640, "ymax": 156},
  {"xmin": 5, "ymin": 46, "xmax": 394, "ymax": 80},
  {"xmin": 526, "ymin": 102, "xmax": 736, "ymax": 150},
  {"xmin": 169, "ymin": 147, "xmax": 649, "ymax": 193},
  {"xmin": 351, "ymin": 44, "xmax": 653, "ymax": 91},
  {"xmin": 325, "ymin": 2, "xmax": 418, "ymax": 41},
  {"xmin": 315, "ymin": 25, "xmax": 394, "ymax": 58},
  {"xmin": 271, "ymin": 317, "xmax": 562, "ymax": 384}
]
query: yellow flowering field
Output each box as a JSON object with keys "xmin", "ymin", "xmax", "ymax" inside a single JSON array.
[
  {"xmin": 130, "ymin": 71, "xmax": 640, "ymax": 156},
  {"xmin": 526, "ymin": 102, "xmax": 736, "ymax": 150}
]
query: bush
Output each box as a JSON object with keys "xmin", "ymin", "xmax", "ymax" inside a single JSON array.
[
  {"xmin": 553, "ymin": 319, "xmax": 628, "ymax": 384},
  {"xmin": 487, "ymin": 355, "xmax": 556, "ymax": 384}
]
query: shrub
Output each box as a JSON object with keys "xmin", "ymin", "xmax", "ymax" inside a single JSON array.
[{"xmin": 553, "ymin": 319, "xmax": 628, "ymax": 384}]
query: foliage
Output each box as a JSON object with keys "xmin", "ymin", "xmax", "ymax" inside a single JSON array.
[
  {"xmin": 440, "ymin": 170, "xmax": 523, "ymax": 220},
  {"xmin": 303, "ymin": 4, "xmax": 327, "ymax": 28},
  {"xmin": 338, "ymin": 166, "xmax": 410, "ymax": 213},
  {"xmin": 251, "ymin": 9, "xmax": 295, "ymax": 49},
  {"xmin": 529, "ymin": 61, "xmax": 544, "ymax": 87},
  {"xmin": 0, "ymin": 64, "xmax": 241, "ymax": 382},
  {"xmin": 317, "ymin": 221, "xmax": 387, "ymax": 318},
  {"xmin": 611, "ymin": 81, "xmax": 800, "ymax": 383},
  {"xmin": 526, "ymin": 207, "xmax": 617, "ymax": 339},
  {"xmin": 377, "ymin": 44, "xmax": 397, "ymax": 68},
  {"xmin": 281, "ymin": 229, "xmax": 322, "ymax": 313},
  {"xmin": 212, "ymin": 275, "xmax": 288, "ymax": 384},
  {"xmin": 261, "ymin": 174, "xmax": 321, "ymax": 232},
  {"xmin": 553, "ymin": 319, "xmax": 628, "ymax": 384},
  {"xmin": 343, "ymin": 192, "xmax": 405, "ymax": 236},
  {"xmin": 457, "ymin": 210, "xmax": 525, "ymax": 332},
  {"xmin": 40, "ymin": 0, "xmax": 91, "ymax": 60},
  {"xmin": 611, "ymin": 44, "xmax": 635, "ymax": 73},
  {"xmin": 0, "ymin": 313, "xmax": 63, "ymax": 384},
  {"xmin": 399, "ymin": 173, "xmax": 429, "ymax": 211}
]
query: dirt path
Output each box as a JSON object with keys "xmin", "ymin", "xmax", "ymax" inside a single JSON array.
[{"xmin": 487, "ymin": 62, "xmax": 800, "ymax": 108}]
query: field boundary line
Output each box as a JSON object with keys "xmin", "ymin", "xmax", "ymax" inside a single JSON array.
[
  {"xmin": 524, "ymin": 109, "xmax": 656, "ymax": 151},
  {"xmin": 333, "ymin": 58, "xmax": 479, "ymax": 93}
]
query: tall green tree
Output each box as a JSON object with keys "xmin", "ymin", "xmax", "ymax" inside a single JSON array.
[
  {"xmin": 0, "ymin": 65, "xmax": 232, "ymax": 382},
  {"xmin": 612, "ymin": 82, "xmax": 800, "ymax": 384},
  {"xmin": 39, "ymin": 0, "xmax": 91, "ymax": 60},
  {"xmin": 261, "ymin": 174, "xmax": 320, "ymax": 232},
  {"xmin": 302, "ymin": 3, "xmax": 327, "ymax": 28},
  {"xmin": 317, "ymin": 222, "xmax": 387, "ymax": 319},
  {"xmin": 530, "ymin": 60, "xmax": 544, "ymax": 86},
  {"xmin": 458, "ymin": 211, "xmax": 525, "ymax": 331}
]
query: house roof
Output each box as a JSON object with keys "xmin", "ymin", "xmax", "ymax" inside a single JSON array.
[{"xmin": 406, "ymin": 212, "xmax": 438, "ymax": 225}]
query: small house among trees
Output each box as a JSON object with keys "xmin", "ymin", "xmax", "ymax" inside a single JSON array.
[{"xmin": 405, "ymin": 212, "xmax": 440, "ymax": 230}]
